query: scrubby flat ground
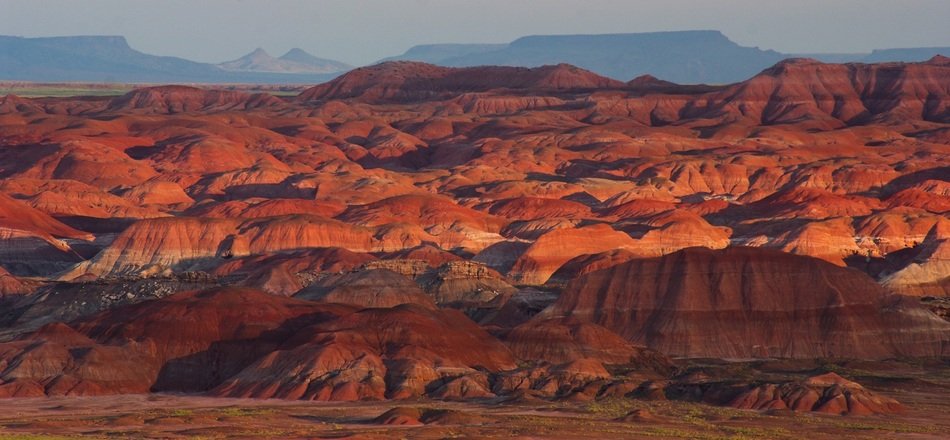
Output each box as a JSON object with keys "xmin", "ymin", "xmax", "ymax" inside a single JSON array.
[
  {"xmin": 0, "ymin": 82, "xmax": 307, "ymax": 97},
  {"xmin": 0, "ymin": 360, "xmax": 947, "ymax": 440}
]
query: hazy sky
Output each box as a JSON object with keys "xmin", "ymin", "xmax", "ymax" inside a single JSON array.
[{"xmin": 2, "ymin": 0, "xmax": 948, "ymax": 66}]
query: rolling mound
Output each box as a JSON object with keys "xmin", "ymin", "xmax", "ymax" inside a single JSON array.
[
  {"xmin": 0, "ymin": 266, "xmax": 27, "ymax": 295},
  {"xmin": 298, "ymin": 61, "xmax": 625, "ymax": 102},
  {"xmin": 505, "ymin": 317, "xmax": 672, "ymax": 369},
  {"xmin": 106, "ymin": 86, "xmax": 286, "ymax": 114},
  {"xmin": 0, "ymin": 57, "xmax": 948, "ymax": 383},
  {"xmin": 709, "ymin": 56, "xmax": 950, "ymax": 125},
  {"xmin": 0, "ymin": 192, "xmax": 94, "ymax": 275},
  {"xmin": 541, "ymin": 247, "xmax": 950, "ymax": 358},
  {"xmin": 0, "ymin": 287, "xmax": 516, "ymax": 399}
]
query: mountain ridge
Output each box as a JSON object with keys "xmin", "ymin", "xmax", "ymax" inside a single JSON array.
[
  {"xmin": 0, "ymin": 35, "xmax": 339, "ymax": 84},
  {"xmin": 381, "ymin": 31, "xmax": 950, "ymax": 84},
  {"xmin": 218, "ymin": 47, "xmax": 351, "ymax": 74}
]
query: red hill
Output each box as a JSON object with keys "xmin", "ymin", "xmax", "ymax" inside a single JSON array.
[
  {"xmin": 707, "ymin": 57, "xmax": 950, "ymax": 125},
  {"xmin": 0, "ymin": 287, "xmax": 516, "ymax": 399},
  {"xmin": 107, "ymin": 85, "xmax": 285, "ymax": 114},
  {"xmin": 298, "ymin": 61, "xmax": 625, "ymax": 102},
  {"xmin": 541, "ymin": 247, "xmax": 950, "ymax": 359}
]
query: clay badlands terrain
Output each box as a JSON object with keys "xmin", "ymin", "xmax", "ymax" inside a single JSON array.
[{"xmin": 0, "ymin": 56, "xmax": 948, "ymax": 439}]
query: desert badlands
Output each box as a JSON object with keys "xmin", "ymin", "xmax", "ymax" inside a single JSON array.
[{"xmin": 0, "ymin": 55, "xmax": 947, "ymax": 438}]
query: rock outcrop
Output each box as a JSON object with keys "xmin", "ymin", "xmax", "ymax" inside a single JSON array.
[{"xmin": 294, "ymin": 268, "xmax": 437, "ymax": 309}]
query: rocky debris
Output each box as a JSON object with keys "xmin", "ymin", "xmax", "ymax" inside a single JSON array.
[
  {"xmin": 361, "ymin": 259, "xmax": 432, "ymax": 279},
  {"xmin": 0, "ymin": 273, "xmax": 222, "ymax": 339},
  {"xmin": 356, "ymin": 259, "xmax": 516, "ymax": 309},
  {"xmin": 293, "ymin": 268, "xmax": 437, "ymax": 309},
  {"xmin": 922, "ymin": 296, "xmax": 950, "ymax": 321},
  {"xmin": 480, "ymin": 287, "xmax": 560, "ymax": 328},
  {"xmin": 382, "ymin": 245, "xmax": 464, "ymax": 267},
  {"xmin": 881, "ymin": 222, "xmax": 950, "ymax": 296},
  {"xmin": 416, "ymin": 260, "xmax": 516, "ymax": 306}
]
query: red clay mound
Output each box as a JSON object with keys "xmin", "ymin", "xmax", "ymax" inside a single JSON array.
[
  {"xmin": 214, "ymin": 247, "xmax": 376, "ymax": 295},
  {"xmin": 382, "ymin": 244, "xmax": 464, "ymax": 267},
  {"xmin": 485, "ymin": 196, "xmax": 593, "ymax": 221},
  {"xmin": 298, "ymin": 61, "xmax": 624, "ymax": 102},
  {"xmin": 546, "ymin": 249, "xmax": 639, "ymax": 285},
  {"xmin": 0, "ymin": 192, "xmax": 94, "ymax": 275},
  {"xmin": 729, "ymin": 372, "xmax": 904, "ymax": 415},
  {"xmin": 709, "ymin": 57, "xmax": 950, "ymax": 126},
  {"xmin": 508, "ymin": 223, "xmax": 638, "ymax": 285},
  {"xmin": 211, "ymin": 303, "xmax": 517, "ymax": 400},
  {"xmin": 373, "ymin": 407, "xmax": 423, "ymax": 425},
  {"xmin": 0, "ymin": 287, "xmax": 517, "ymax": 400},
  {"xmin": 0, "ymin": 266, "xmax": 27, "ymax": 295},
  {"xmin": 542, "ymin": 247, "xmax": 950, "ymax": 358},
  {"xmin": 107, "ymin": 86, "xmax": 285, "ymax": 114},
  {"xmin": 0, "ymin": 193, "xmax": 91, "ymax": 241},
  {"xmin": 0, "ymin": 288, "xmax": 341, "ymax": 396},
  {"xmin": 505, "ymin": 317, "xmax": 672, "ymax": 371}
]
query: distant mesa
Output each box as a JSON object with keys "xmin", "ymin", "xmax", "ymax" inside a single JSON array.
[
  {"xmin": 383, "ymin": 31, "xmax": 950, "ymax": 84},
  {"xmin": 862, "ymin": 47, "xmax": 950, "ymax": 63},
  {"xmin": 0, "ymin": 32, "xmax": 947, "ymax": 84},
  {"xmin": 0, "ymin": 35, "xmax": 341, "ymax": 83},
  {"xmin": 379, "ymin": 43, "xmax": 509, "ymax": 64},
  {"xmin": 382, "ymin": 31, "xmax": 784, "ymax": 84}
]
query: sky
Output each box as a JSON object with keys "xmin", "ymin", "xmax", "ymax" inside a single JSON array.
[{"xmin": 1, "ymin": 0, "xmax": 948, "ymax": 66}]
